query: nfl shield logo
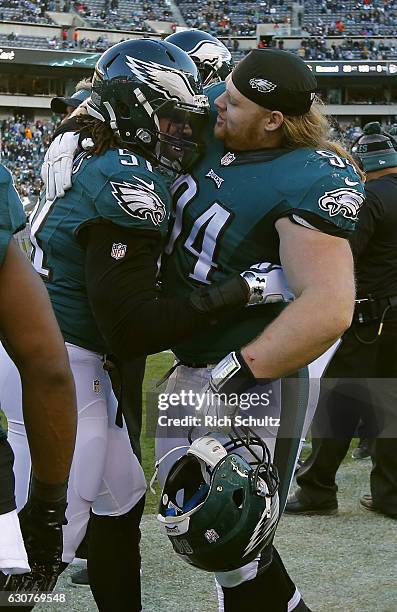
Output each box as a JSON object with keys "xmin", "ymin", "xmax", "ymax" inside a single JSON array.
[
  {"xmin": 204, "ymin": 529, "xmax": 220, "ymax": 544},
  {"xmin": 111, "ymin": 243, "xmax": 127, "ymax": 260},
  {"xmin": 220, "ymin": 152, "xmax": 236, "ymax": 166}
]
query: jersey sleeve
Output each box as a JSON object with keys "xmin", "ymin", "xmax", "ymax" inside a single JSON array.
[
  {"xmin": 0, "ymin": 165, "xmax": 27, "ymax": 266},
  {"xmin": 92, "ymin": 168, "xmax": 170, "ymax": 234},
  {"xmin": 276, "ymin": 151, "xmax": 366, "ymax": 238}
]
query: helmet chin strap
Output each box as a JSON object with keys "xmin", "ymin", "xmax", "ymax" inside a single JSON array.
[
  {"xmin": 134, "ymin": 87, "xmax": 159, "ymax": 137},
  {"xmin": 134, "ymin": 86, "xmax": 167, "ymax": 164},
  {"xmin": 103, "ymin": 101, "xmax": 118, "ymax": 131},
  {"xmin": 203, "ymin": 63, "xmax": 219, "ymax": 86},
  {"xmin": 86, "ymin": 102, "xmax": 106, "ymax": 122}
]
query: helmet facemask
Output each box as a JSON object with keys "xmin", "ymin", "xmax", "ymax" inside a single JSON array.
[
  {"xmin": 196, "ymin": 56, "xmax": 233, "ymax": 87},
  {"xmin": 219, "ymin": 426, "xmax": 279, "ymax": 498},
  {"xmin": 142, "ymin": 96, "xmax": 209, "ymax": 173}
]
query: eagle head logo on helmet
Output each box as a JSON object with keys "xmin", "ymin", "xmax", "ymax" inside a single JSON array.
[
  {"xmin": 189, "ymin": 40, "xmax": 232, "ymax": 72},
  {"xmin": 165, "ymin": 29, "xmax": 234, "ymax": 86},
  {"xmin": 125, "ymin": 55, "xmax": 199, "ymax": 106}
]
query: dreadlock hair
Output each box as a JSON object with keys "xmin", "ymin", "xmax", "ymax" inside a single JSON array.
[
  {"xmin": 279, "ymin": 97, "xmax": 365, "ymax": 180},
  {"xmin": 76, "ymin": 114, "xmax": 119, "ymax": 156}
]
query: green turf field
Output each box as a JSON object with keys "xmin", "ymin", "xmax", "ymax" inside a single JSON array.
[
  {"xmin": 141, "ymin": 352, "xmax": 174, "ymax": 514},
  {"xmin": 49, "ymin": 456, "xmax": 397, "ymax": 612},
  {"xmin": 0, "ymin": 407, "xmax": 7, "ymax": 435},
  {"xmin": 7, "ymin": 353, "xmax": 397, "ymax": 610}
]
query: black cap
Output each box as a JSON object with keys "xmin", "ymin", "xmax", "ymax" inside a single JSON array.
[
  {"xmin": 51, "ymin": 88, "xmax": 91, "ymax": 114},
  {"xmin": 352, "ymin": 122, "xmax": 397, "ymax": 172},
  {"xmin": 232, "ymin": 49, "xmax": 317, "ymax": 116}
]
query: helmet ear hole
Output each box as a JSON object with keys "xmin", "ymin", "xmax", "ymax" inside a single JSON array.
[
  {"xmin": 232, "ymin": 488, "xmax": 245, "ymax": 510},
  {"xmin": 116, "ymin": 101, "xmax": 131, "ymax": 119}
]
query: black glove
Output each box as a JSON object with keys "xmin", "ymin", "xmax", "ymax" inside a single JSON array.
[
  {"xmin": 3, "ymin": 477, "xmax": 68, "ymax": 601},
  {"xmin": 189, "ymin": 265, "xmax": 294, "ymax": 314},
  {"xmin": 189, "ymin": 276, "xmax": 249, "ymax": 313}
]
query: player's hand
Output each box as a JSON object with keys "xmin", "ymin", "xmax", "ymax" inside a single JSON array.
[
  {"xmin": 188, "ymin": 264, "xmax": 293, "ymax": 315},
  {"xmin": 17, "ymin": 497, "xmax": 66, "ymax": 566},
  {"xmin": 103, "ymin": 356, "xmax": 121, "ymax": 400},
  {"xmin": 193, "ymin": 351, "xmax": 265, "ymax": 434},
  {"xmin": 3, "ymin": 479, "xmax": 67, "ymax": 597},
  {"xmin": 240, "ymin": 263, "xmax": 295, "ymax": 305},
  {"xmin": 41, "ymin": 132, "xmax": 80, "ymax": 201}
]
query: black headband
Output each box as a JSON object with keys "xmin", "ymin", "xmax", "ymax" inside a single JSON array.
[{"xmin": 232, "ymin": 49, "xmax": 317, "ymax": 116}]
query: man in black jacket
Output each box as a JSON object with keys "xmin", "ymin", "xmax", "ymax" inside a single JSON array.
[{"xmin": 286, "ymin": 123, "xmax": 397, "ymax": 520}]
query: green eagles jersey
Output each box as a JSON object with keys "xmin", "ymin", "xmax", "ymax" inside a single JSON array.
[
  {"xmin": 162, "ymin": 103, "xmax": 365, "ymax": 363},
  {"xmin": 0, "ymin": 163, "xmax": 27, "ymax": 267},
  {"xmin": 30, "ymin": 147, "xmax": 171, "ymax": 353}
]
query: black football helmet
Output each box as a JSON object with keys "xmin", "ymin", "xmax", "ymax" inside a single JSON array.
[
  {"xmin": 87, "ymin": 38, "xmax": 210, "ymax": 171},
  {"xmin": 165, "ymin": 30, "xmax": 234, "ymax": 86}
]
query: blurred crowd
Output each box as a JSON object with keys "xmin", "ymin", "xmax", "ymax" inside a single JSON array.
[
  {"xmin": 0, "ymin": 0, "xmax": 53, "ymax": 23},
  {"xmin": 0, "ymin": 116, "xmax": 58, "ymax": 202},
  {"xmin": 73, "ymin": 0, "xmax": 173, "ymax": 31},
  {"xmin": 1, "ymin": 113, "xmax": 392, "ymax": 202},
  {"xmin": 176, "ymin": 0, "xmax": 289, "ymax": 36},
  {"xmin": 1, "ymin": 0, "xmax": 397, "ymax": 37},
  {"xmin": 296, "ymin": 36, "xmax": 397, "ymax": 60},
  {"xmin": 4, "ymin": 32, "xmax": 397, "ymax": 59}
]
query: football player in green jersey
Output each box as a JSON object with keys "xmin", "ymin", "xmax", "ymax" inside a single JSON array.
[
  {"xmin": 1, "ymin": 39, "xmax": 287, "ymax": 610},
  {"xmin": 31, "ymin": 39, "xmax": 364, "ymax": 610},
  {"xmin": 156, "ymin": 49, "xmax": 365, "ymax": 611},
  {"xmin": 0, "ymin": 163, "xmax": 77, "ymax": 595}
]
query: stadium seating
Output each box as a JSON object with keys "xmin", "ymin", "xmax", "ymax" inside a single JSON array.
[
  {"xmin": 302, "ymin": 0, "xmax": 397, "ymax": 36},
  {"xmin": 0, "ymin": 32, "xmax": 55, "ymax": 48},
  {"xmin": 0, "ymin": 0, "xmax": 53, "ymax": 24},
  {"xmin": 176, "ymin": 0, "xmax": 290, "ymax": 36},
  {"xmin": 76, "ymin": 0, "xmax": 174, "ymax": 30},
  {"xmin": 2, "ymin": 0, "xmax": 397, "ymax": 200}
]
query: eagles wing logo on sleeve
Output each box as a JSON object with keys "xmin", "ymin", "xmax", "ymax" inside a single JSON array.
[
  {"xmin": 125, "ymin": 55, "xmax": 197, "ymax": 104},
  {"xmin": 111, "ymin": 177, "xmax": 167, "ymax": 226},
  {"xmin": 249, "ymin": 78, "xmax": 277, "ymax": 93},
  {"xmin": 318, "ymin": 188, "xmax": 364, "ymax": 221}
]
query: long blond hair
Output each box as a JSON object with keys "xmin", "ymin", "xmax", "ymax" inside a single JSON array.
[{"xmin": 279, "ymin": 97, "xmax": 365, "ymax": 180}]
